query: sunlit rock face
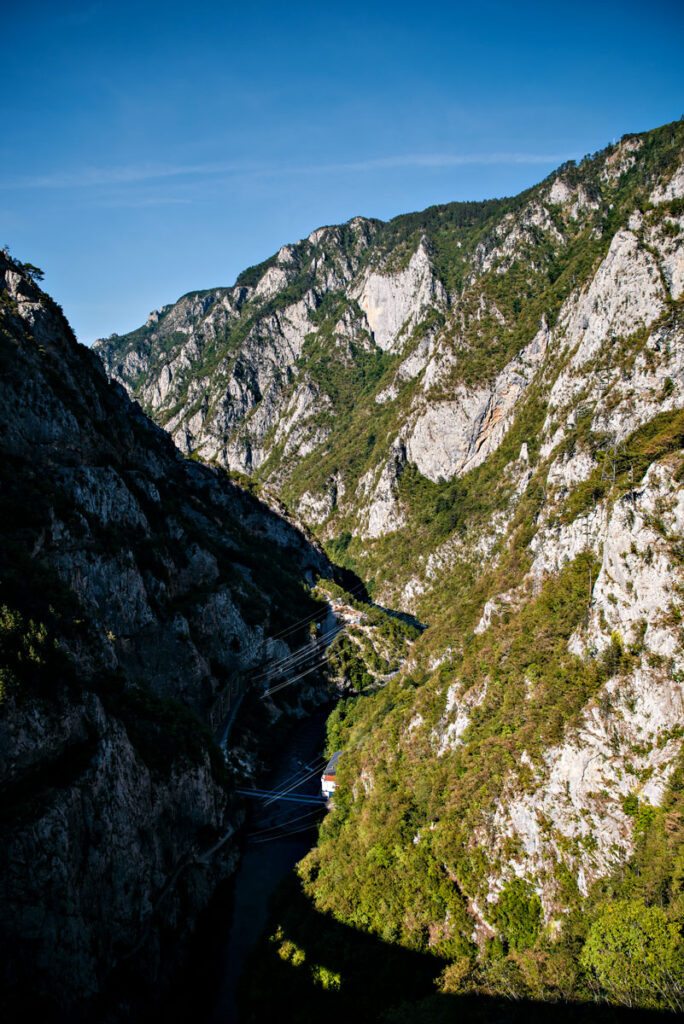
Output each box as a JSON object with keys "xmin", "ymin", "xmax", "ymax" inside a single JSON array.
[
  {"xmin": 353, "ymin": 238, "xmax": 447, "ymax": 352},
  {"xmin": 96, "ymin": 129, "xmax": 684, "ymax": 566}
]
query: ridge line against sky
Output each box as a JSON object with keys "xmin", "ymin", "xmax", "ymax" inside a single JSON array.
[{"xmin": 3, "ymin": 0, "xmax": 682, "ymax": 343}]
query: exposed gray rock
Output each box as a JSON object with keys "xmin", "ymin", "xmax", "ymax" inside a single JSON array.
[
  {"xmin": 571, "ymin": 459, "xmax": 684, "ymax": 658},
  {"xmin": 357, "ymin": 442, "xmax": 408, "ymax": 539},
  {"xmin": 353, "ymin": 239, "xmax": 446, "ymax": 352},
  {"xmin": 405, "ymin": 322, "xmax": 548, "ymax": 483}
]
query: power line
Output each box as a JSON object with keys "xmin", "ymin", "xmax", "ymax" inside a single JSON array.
[
  {"xmin": 250, "ymin": 625, "xmax": 343, "ymax": 683},
  {"xmin": 256, "ymin": 628, "xmax": 342, "ymax": 682},
  {"xmin": 263, "ymin": 759, "xmax": 327, "ymax": 807},
  {"xmin": 260, "ymin": 757, "xmax": 326, "ymax": 803},
  {"xmin": 247, "ymin": 805, "xmax": 324, "ymax": 839},
  {"xmin": 262, "ymin": 579, "xmax": 368, "ymax": 644},
  {"xmin": 237, "ymin": 789, "xmax": 325, "ymax": 805},
  {"xmin": 262, "ymin": 656, "xmax": 331, "ymax": 699},
  {"xmin": 249, "ymin": 820, "xmax": 324, "ymax": 845},
  {"xmin": 249, "ymin": 579, "xmax": 370, "ymax": 698}
]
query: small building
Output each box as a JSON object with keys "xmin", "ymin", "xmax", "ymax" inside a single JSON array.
[{"xmin": 321, "ymin": 751, "xmax": 342, "ymax": 798}]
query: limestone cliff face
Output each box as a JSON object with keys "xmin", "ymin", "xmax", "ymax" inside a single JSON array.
[
  {"xmin": 352, "ymin": 238, "xmax": 447, "ymax": 352},
  {"xmin": 403, "ymin": 322, "xmax": 549, "ymax": 484},
  {"xmin": 0, "ymin": 254, "xmax": 330, "ymax": 1019},
  {"xmin": 96, "ymin": 124, "xmax": 684, "ymax": 559}
]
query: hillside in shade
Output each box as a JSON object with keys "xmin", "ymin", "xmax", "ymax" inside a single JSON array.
[{"xmin": 0, "ymin": 249, "xmax": 335, "ymax": 1020}]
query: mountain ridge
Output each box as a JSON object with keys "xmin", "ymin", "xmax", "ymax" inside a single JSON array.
[
  {"xmin": 95, "ymin": 118, "xmax": 684, "ymax": 1014},
  {"xmin": 96, "ymin": 121, "xmax": 683, "ymax": 592}
]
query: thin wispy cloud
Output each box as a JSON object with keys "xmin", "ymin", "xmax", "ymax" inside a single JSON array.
[
  {"xmin": 92, "ymin": 196, "xmax": 197, "ymax": 208},
  {"xmin": 1, "ymin": 151, "xmax": 571, "ymax": 191},
  {"xmin": 311, "ymin": 152, "xmax": 570, "ymax": 172},
  {"xmin": 0, "ymin": 162, "xmax": 255, "ymax": 190}
]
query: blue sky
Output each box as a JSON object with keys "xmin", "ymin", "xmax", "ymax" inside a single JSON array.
[{"xmin": 2, "ymin": 0, "xmax": 683, "ymax": 344}]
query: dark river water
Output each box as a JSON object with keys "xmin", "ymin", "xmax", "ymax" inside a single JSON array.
[{"xmin": 207, "ymin": 704, "xmax": 331, "ymax": 1024}]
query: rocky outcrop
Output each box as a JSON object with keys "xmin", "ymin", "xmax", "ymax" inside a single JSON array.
[
  {"xmin": 405, "ymin": 322, "xmax": 548, "ymax": 482},
  {"xmin": 571, "ymin": 459, "xmax": 684, "ymax": 659},
  {"xmin": 353, "ymin": 238, "xmax": 446, "ymax": 352},
  {"xmin": 485, "ymin": 641, "xmax": 683, "ymax": 907},
  {"xmin": 552, "ymin": 228, "xmax": 667, "ymax": 379},
  {"xmin": 474, "ymin": 458, "xmax": 684, "ymax": 915},
  {"xmin": 0, "ymin": 690, "xmax": 237, "ymax": 1013},
  {"xmin": 356, "ymin": 442, "xmax": 408, "ymax": 539}
]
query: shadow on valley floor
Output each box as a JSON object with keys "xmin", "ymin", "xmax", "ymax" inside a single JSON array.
[
  {"xmin": 371, "ymin": 601, "xmax": 427, "ymax": 632},
  {"xmin": 235, "ymin": 876, "xmax": 680, "ymax": 1024}
]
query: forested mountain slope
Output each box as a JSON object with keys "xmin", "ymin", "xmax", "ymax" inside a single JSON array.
[
  {"xmin": 0, "ymin": 252, "xmax": 332, "ymax": 1020},
  {"xmin": 99, "ymin": 119, "xmax": 684, "ymax": 1015}
]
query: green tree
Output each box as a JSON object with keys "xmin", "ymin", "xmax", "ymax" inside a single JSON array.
[
  {"xmin": 493, "ymin": 878, "xmax": 542, "ymax": 952},
  {"xmin": 580, "ymin": 899, "xmax": 684, "ymax": 1010}
]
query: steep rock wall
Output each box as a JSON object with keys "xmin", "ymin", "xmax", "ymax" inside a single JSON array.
[{"xmin": 0, "ymin": 254, "xmax": 331, "ymax": 1020}]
